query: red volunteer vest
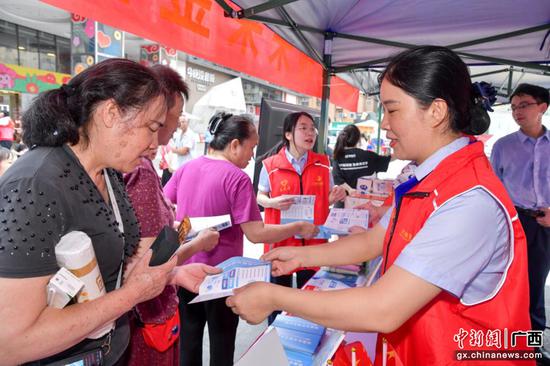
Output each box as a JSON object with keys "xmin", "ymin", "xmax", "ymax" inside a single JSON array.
[
  {"xmin": 263, "ymin": 148, "xmax": 330, "ymax": 251},
  {"xmin": 377, "ymin": 141, "xmax": 533, "ymax": 366}
]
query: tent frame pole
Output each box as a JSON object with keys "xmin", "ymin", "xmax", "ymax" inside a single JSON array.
[
  {"xmin": 238, "ymin": 0, "xmax": 300, "ymax": 18},
  {"xmin": 213, "ymin": 0, "xmax": 234, "ymax": 16},
  {"xmin": 318, "ymin": 33, "xmax": 333, "ymax": 154},
  {"xmin": 471, "ymin": 68, "xmax": 510, "ymax": 78},
  {"xmin": 508, "ymin": 69, "xmax": 514, "ymax": 98},
  {"xmin": 333, "ymin": 23, "xmax": 550, "ymax": 73},
  {"xmin": 276, "ymin": 6, "xmax": 326, "ymax": 68}
]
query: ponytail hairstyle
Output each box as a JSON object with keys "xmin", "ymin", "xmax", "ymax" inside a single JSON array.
[
  {"xmin": 22, "ymin": 58, "xmax": 163, "ymax": 148},
  {"xmin": 256, "ymin": 111, "xmax": 314, "ymax": 162},
  {"xmin": 207, "ymin": 112, "xmax": 255, "ymax": 151},
  {"xmin": 379, "ymin": 46, "xmax": 495, "ymax": 136},
  {"xmin": 333, "ymin": 124, "xmax": 361, "ymax": 160}
]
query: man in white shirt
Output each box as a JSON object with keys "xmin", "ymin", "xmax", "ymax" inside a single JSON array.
[{"xmin": 170, "ymin": 115, "xmax": 196, "ymax": 169}]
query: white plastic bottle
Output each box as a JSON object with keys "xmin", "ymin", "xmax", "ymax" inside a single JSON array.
[{"xmin": 55, "ymin": 231, "xmax": 114, "ymax": 339}]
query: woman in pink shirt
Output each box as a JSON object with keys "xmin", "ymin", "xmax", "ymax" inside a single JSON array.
[{"xmin": 0, "ymin": 111, "xmax": 14, "ymax": 149}]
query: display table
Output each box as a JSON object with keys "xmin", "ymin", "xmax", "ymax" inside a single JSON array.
[{"xmin": 236, "ymin": 266, "xmax": 380, "ymax": 366}]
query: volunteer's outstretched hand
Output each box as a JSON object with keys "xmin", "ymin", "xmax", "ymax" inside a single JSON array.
[
  {"xmin": 328, "ymin": 185, "xmax": 347, "ymax": 205},
  {"xmin": 355, "ymin": 201, "xmax": 389, "ymax": 226},
  {"xmin": 261, "ymin": 246, "xmax": 304, "ymax": 277},
  {"xmin": 226, "ymin": 282, "xmax": 275, "ymax": 324},
  {"xmin": 296, "ymin": 222, "xmax": 319, "ymax": 239}
]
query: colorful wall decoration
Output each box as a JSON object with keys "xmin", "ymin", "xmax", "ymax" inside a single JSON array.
[
  {"xmin": 0, "ymin": 63, "xmax": 71, "ymax": 94},
  {"xmin": 160, "ymin": 46, "xmax": 177, "ymax": 66},
  {"xmin": 139, "ymin": 44, "xmax": 160, "ymax": 67},
  {"xmin": 96, "ymin": 22, "xmax": 124, "ymax": 59},
  {"xmin": 140, "ymin": 44, "xmax": 177, "ymax": 67},
  {"xmin": 71, "ymin": 14, "xmax": 124, "ymax": 75},
  {"xmin": 71, "ymin": 14, "xmax": 96, "ymax": 75}
]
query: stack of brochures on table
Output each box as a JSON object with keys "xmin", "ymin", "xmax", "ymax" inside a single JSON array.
[
  {"xmin": 356, "ymin": 176, "xmax": 393, "ymax": 196},
  {"xmin": 303, "ymin": 270, "xmax": 365, "ymax": 291},
  {"xmin": 273, "ymin": 314, "xmax": 326, "ymax": 366},
  {"xmin": 189, "ymin": 256, "xmax": 270, "ymax": 304},
  {"xmin": 323, "ymin": 264, "xmax": 363, "ymax": 275}
]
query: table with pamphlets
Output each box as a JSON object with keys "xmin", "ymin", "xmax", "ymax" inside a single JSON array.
[{"xmin": 236, "ymin": 264, "xmax": 380, "ymax": 366}]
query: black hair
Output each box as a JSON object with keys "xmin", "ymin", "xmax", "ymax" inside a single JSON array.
[
  {"xmin": 22, "ymin": 58, "xmax": 163, "ymax": 148},
  {"xmin": 207, "ymin": 112, "xmax": 255, "ymax": 151},
  {"xmin": 379, "ymin": 46, "xmax": 490, "ymax": 135},
  {"xmin": 257, "ymin": 111, "xmax": 314, "ymax": 162},
  {"xmin": 0, "ymin": 146, "xmax": 12, "ymax": 163},
  {"xmin": 333, "ymin": 124, "xmax": 361, "ymax": 160},
  {"xmin": 510, "ymin": 83, "xmax": 549, "ymax": 105},
  {"xmin": 151, "ymin": 64, "xmax": 189, "ymax": 109}
]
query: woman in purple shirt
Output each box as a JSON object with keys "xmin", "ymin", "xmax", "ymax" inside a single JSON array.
[{"xmin": 164, "ymin": 112, "xmax": 318, "ymax": 366}]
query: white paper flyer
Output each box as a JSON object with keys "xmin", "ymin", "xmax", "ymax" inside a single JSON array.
[
  {"xmin": 279, "ymin": 195, "xmax": 315, "ymax": 224},
  {"xmin": 186, "ymin": 214, "xmax": 232, "ymax": 240},
  {"xmin": 189, "ymin": 256, "xmax": 271, "ymax": 304},
  {"xmin": 321, "ymin": 208, "xmax": 369, "ymax": 235}
]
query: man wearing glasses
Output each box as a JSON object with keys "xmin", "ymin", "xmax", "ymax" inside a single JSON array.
[{"xmin": 491, "ymin": 83, "xmax": 550, "ymax": 333}]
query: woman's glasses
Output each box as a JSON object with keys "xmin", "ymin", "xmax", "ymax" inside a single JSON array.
[
  {"xmin": 296, "ymin": 126, "xmax": 319, "ymax": 135},
  {"xmin": 511, "ymin": 102, "xmax": 538, "ymax": 112}
]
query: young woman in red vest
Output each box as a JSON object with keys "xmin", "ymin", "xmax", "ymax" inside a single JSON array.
[
  {"xmin": 228, "ymin": 46, "xmax": 534, "ymax": 365},
  {"xmin": 257, "ymin": 112, "xmax": 346, "ymax": 291}
]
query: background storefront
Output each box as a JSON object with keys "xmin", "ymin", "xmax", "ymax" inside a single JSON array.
[{"xmin": 0, "ymin": 19, "xmax": 71, "ymax": 115}]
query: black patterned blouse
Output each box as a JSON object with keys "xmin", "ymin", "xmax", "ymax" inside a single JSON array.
[
  {"xmin": 0, "ymin": 145, "xmax": 140, "ymax": 290},
  {"xmin": 0, "ymin": 145, "xmax": 141, "ymax": 364}
]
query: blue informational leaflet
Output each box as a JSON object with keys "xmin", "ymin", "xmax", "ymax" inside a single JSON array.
[
  {"xmin": 216, "ymin": 256, "xmax": 269, "ymax": 271},
  {"xmin": 189, "ymin": 256, "xmax": 271, "ymax": 304}
]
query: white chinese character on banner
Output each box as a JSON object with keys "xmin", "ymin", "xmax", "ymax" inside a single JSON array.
[
  {"xmin": 453, "ymin": 328, "xmax": 468, "ymax": 349},
  {"xmin": 485, "ymin": 329, "xmax": 502, "ymax": 348},
  {"xmin": 470, "ymin": 329, "xmax": 484, "ymax": 347}
]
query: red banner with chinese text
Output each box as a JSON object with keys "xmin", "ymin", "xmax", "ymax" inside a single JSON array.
[{"xmin": 41, "ymin": 0, "xmax": 359, "ymax": 111}]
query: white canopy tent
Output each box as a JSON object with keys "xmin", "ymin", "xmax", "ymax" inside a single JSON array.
[
  {"xmin": 190, "ymin": 77, "xmax": 248, "ymax": 134},
  {"xmin": 214, "ymin": 0, "xmax": 550, "ymax": 148}
]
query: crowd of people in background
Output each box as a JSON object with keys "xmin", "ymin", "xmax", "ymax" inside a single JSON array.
[{"xmin": 0, "ymin": 110, "xmax": 27, "ymax": 168}]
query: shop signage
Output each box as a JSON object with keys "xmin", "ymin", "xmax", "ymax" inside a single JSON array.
[{"xmin": 187, "ymin": 66, "xmax": 215, "ymax": 84}]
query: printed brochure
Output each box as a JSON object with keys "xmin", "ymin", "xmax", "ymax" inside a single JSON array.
[{"xmin": 189, "ymin": 256, "xmax": 271, "ymax": 304}]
